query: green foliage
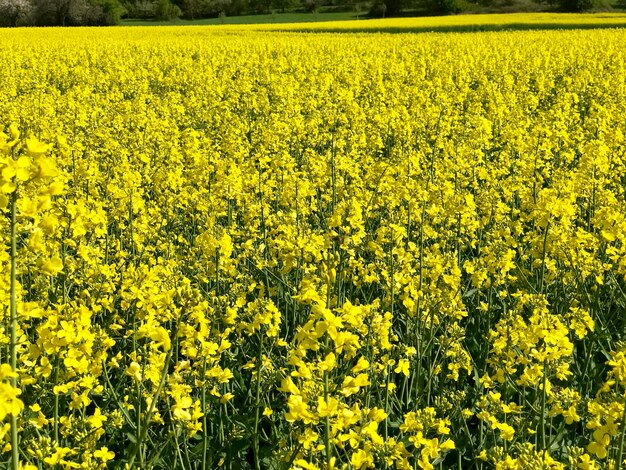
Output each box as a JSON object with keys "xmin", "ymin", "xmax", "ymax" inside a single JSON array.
[
  {"xmin": 558, "ymin": 0, "xmax": 609, "ymax": 10},
  {"xmin": 155, "ymin": 0, "xmax": 182, "ymax": 19},
  {"xmin": 271, "ymin": 0, "xmax": 293, "ymax": 13},
  {"xmin": 180, "ymin": 0, "xmax": 206, "ymax": 18},
  {"xmin": 544, "ymin": 0, "xmax": 609, "ymax": 12},
  {"xmin": 368, "ymin": 0, "xmax": 388, "ymax": 15},
  {"xmin": 18, "ymin": 0, "xmax": 126, "ymax": 26},
  {"xmin": 428, "ymin": 0, "xmax": 471, "ymax": 13},
  {"xmin": 92, "ymin": 0, "xmax": 126, "ymax": 24}
]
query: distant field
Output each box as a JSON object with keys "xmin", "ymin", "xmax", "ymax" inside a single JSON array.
[
  {"xmin": 250, "ymin": 11, "xmax": 626, "ymax": 31},
  {"xmin": 121, "ymin": 11, "xmax": 360, "ymax": 26},
  {"xmin": 122, "ymin": 11, "xmax": 626, "ymax": 30}
]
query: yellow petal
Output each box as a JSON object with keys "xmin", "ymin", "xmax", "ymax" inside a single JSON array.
[
  {"xmin": 1, "ymin": 181, "xmax": 16, "ymax": 194},
  {"xmin": 16, "ymin": 168, "xmax": 30, "ymax": 182},
  {"xmin": 41, "ymin": 256, "xmax": 63, "ymax": 275},
  {"xmin": 8, "ymin": 124, "xmax": 19, "ymax": 140},
  {"xmin": 25, "ymin": 138, "xmax": 52, "ymax": 156}
]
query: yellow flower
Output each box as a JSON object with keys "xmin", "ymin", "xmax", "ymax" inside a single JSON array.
[
  {"xmin": 563, "ymin": 405, "xmax": 580, "ymax": 425},
  {"xmin": 496, "ymin": 422, "xmax": 515, "ymax": 441},
  {"xmin": 93, "ymin": 447, "xmax": 115, "ymax": 462},
  {"xmin": 318, "ymin": 352, "xmax": 336, "ymax": 372},
  {"xmin": 25, "ymin": 137, "xmax": 52, "ymax": 156},
  {"xmin": 394, "ymin": 359, "xmax": 410, "ymax": 377},
  {"xmin": 40, "ymin": 255, "xmax": 63, "ymax": 275},
  {"xmin": 293, "ymin": 460, "xmax": 320, "ymax": 470},
  {"xmin": 0, "ymin": 383, "xmax": 24, "ymax": 421},
  {"xmin": 44, "ymin": 447, "xmax": 72, "ymax": 465},
  {"xmin": 350, "ymin": 448, "xmax": 374, "ymax": 469},
  {"xmin": 352, "ymin": 356, "xmax": 370, "ymax": 374},
  {"xmin": 125, "ymin": 362, "xmax": 142, "ymax": 382},
  {"xmin": 220, "ymin": 393, "xmax": 234, "ymax": 404},
  {"xmin": 577, "ymin": 453, "xmax": 598, "ymax": 470},
  {"xmin": 86, "ymin": 407, "xmax": 107, "ymax": 429},
  {"xmin": 285, "ymin": 395, "xmax": 315, "ymax": 424}
]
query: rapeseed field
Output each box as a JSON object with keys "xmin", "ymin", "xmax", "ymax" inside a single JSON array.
[{"xmin": 1, "ymin": 16, "xmax": 626, "ymax": 469}]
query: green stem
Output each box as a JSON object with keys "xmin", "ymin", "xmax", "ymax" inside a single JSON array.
[
  {"xmin": 539, "ymin": 362, "xmax": 547, "ymax": 452},
  {"xmin": 323, "ymin": 370, "xmax": 332, "ymax": 469},
  {"xmin": 127, "ymin": 326, "xmax": 177, "ymax": 469},
  {"xmin": 539, "ymin": 223, "xmax": 550, "ymax": 294},
  {"xmin": 614, "ymin": 399, "xmax": 626, "ymax": 470},
  {"xmin": 9, "ymin": 177, "xmax": 19, "ymax": 470},
  {"xmin": 202, "ymin": 359, "xmax": 208, "ymax": 470},
  {"xmin": 173, "ymin": 426, "xmax": 187, "ymax": 470},
  {"xmin": 53, "ymin": 357, "xmax": 59, "ymax": 444},
  {"xmin": 253, "ymin": 335, "xmax": 263, "ymax": 470},
  {"xmin": 385, "ymin": 242, "xmax": 394, "ymax": 439},
  {"xmin": 384, "ymin": 363, "xmax": 390, "ymax": 440}
]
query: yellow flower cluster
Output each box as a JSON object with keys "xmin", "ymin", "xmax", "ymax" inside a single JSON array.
[{"xmin": 1, "ymin": 16, "xmax": 626, "ymax": 469}]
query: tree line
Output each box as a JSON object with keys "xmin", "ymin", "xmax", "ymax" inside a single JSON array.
[
  {"xmin": 0, "ymin": 0, "xmax": 125, "ymax": 25},
  {"xmin": 0, "ymin": 0, "xmax": 617, "ymax": 27}
]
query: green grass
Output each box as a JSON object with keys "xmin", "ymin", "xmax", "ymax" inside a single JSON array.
[{"xmin": 121, "ymin": 12, "xmax": 361, "ymax": 26}]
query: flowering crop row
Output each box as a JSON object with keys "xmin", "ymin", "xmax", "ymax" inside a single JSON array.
[{"xmin": 1, "ymin": 21, "xmax": 626, "ymax": 470}]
